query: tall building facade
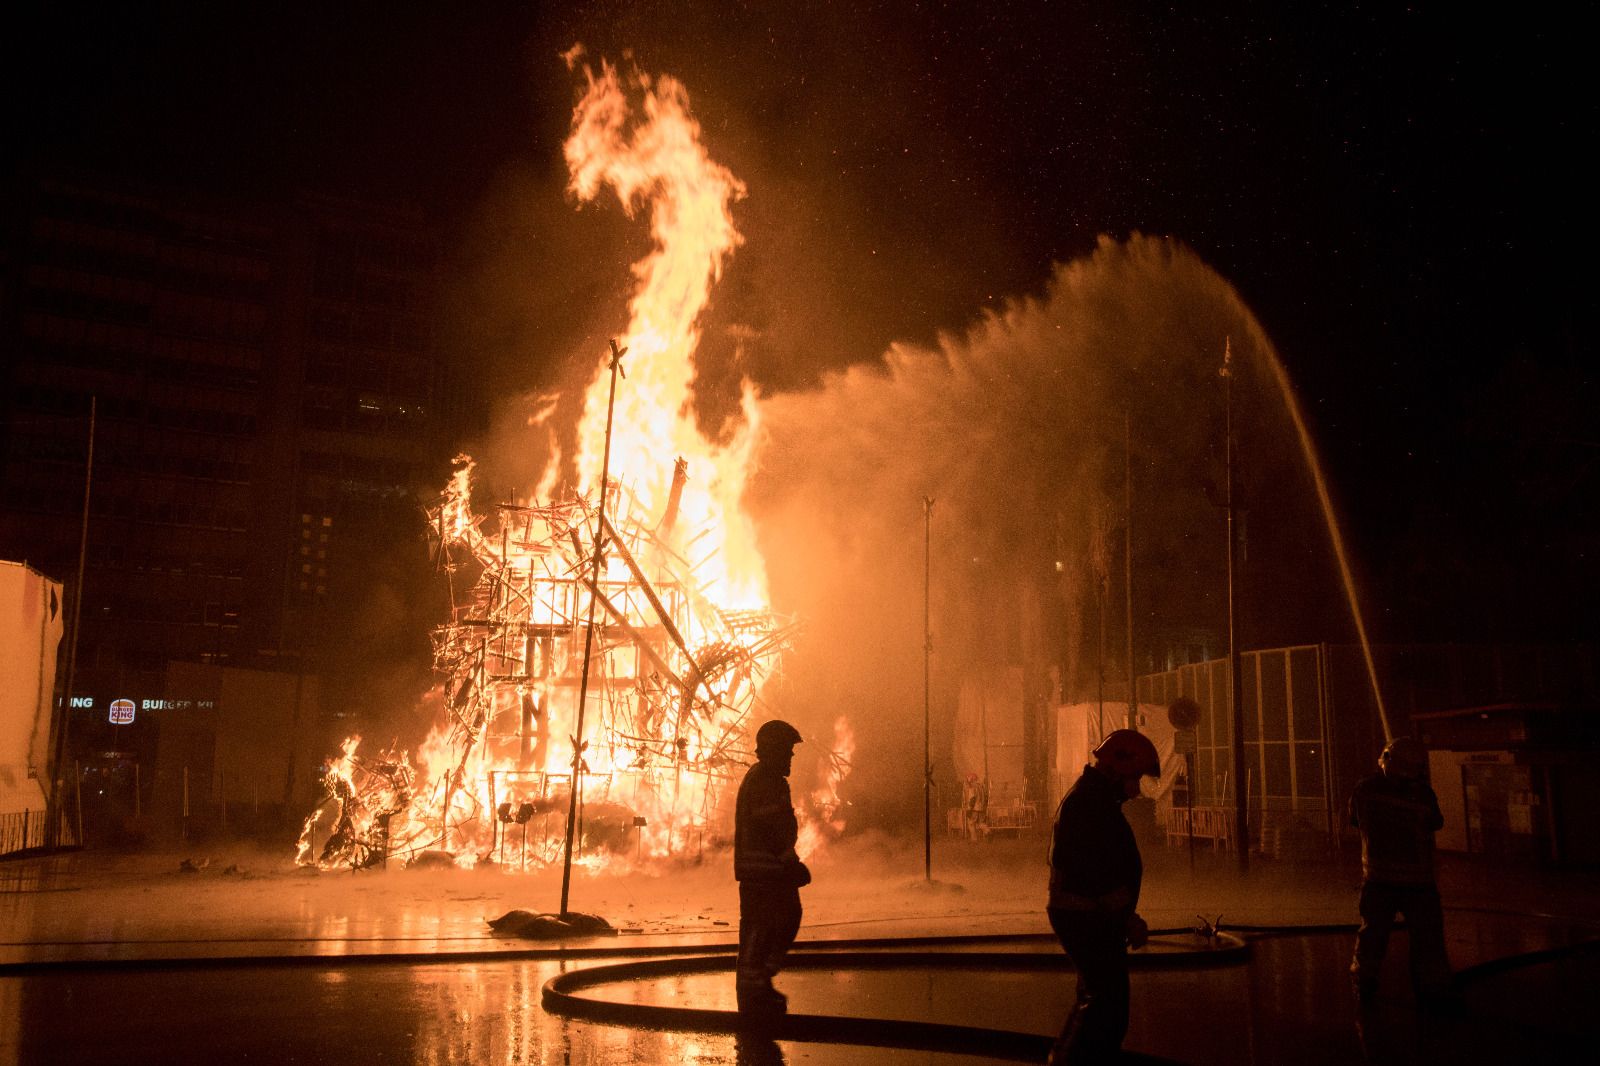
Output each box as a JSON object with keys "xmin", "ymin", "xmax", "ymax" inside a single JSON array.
[{"xmin": 0, "ymin": 170, "xmax": 452, "ymax": 831}]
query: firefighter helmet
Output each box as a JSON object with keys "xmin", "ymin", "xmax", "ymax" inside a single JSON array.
[
  {"xmin": 1092, "ymin": 729, "xmax": 1161, "ymax": 779},
  {"xmin": 755, "ymin": 719, "xmax": 803, "ymax": 755},
  {"xmin": 1379, "ymin": 736, "xmax": 1428, "ymax": 779}
]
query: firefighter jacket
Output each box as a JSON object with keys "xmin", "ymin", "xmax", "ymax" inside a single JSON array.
[
  {"xmin": 1048, "ymin": 764, "xmax": 1142, "ymax": 913},
  {"xmin": 1349, "ymin": 773, "xmax": 1443, "ymax": 886},
  {"xmin": 735, "ymin": 759, "xmax": 801, "ymax": 883}
]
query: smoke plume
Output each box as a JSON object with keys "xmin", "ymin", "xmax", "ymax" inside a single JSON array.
[{"xmin": 749, "ymin": 234, "xmax": 1309, "ymax": 820}]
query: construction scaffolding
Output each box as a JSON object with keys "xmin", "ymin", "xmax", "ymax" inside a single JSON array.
[{"xmin": 300, "ymin": 457, "xmax": 796, "ymax": 871}]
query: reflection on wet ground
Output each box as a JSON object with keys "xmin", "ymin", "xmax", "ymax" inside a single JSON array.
[
  {"xmin": 2, "ymin": 932, "xmax": 1593, "ymax": 1065},
  {"xmin": 2, "ymin": 845, "xmax": 1597, "ymax": 1064},
  {"xmin": 2, "ymin": 958, "xmax": 1000, "ymax": 1066}
]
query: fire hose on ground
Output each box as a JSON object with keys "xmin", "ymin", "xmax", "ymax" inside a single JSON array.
[
  {"xmin": 537, "ymin": 920, "xmax": 1600, "ymax": 1063},
  {"xmin": 541, "ymin": 929, "xmax": 1248, "ymax": 1063},
  {"xmin": 3, "ymin": 921, "xmax": 1596, "ymax": 1063}
]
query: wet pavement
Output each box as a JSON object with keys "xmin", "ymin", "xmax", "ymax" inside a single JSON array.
[{"xmin": 2, "ymin": 841, "xmax": 1596, "ymax": 1064}]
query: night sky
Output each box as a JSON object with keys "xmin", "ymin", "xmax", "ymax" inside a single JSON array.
[{"xmin": 6, "ymin": 1, "xmax": 1592, "ymax": 644}]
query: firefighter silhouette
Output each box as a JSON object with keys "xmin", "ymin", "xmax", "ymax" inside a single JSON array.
[
  {"xmin": 734, "ymin": 719, "xmax": 810, "ymax": 1016},
  {"xmin": 1046, "ymin": 729, "xmax": 1160, "ymax": 1065}
]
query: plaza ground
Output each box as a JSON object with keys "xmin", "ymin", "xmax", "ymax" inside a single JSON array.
[{"xmin": 2, "ymin": 835, "xmax": 1596, "ymax": 1064}]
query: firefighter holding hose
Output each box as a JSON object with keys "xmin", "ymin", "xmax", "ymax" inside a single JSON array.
[
  {"xmin": 1349, "ymin": 735, "xmax": 1453, "ymax": 1006},
  {"xmin": 1046, "ymin": 728, "xmax": 1161, "ymax": 1065},
  {"xmin": 734, "ymin": 719, "xmax": 810, "ymax": 1016}
]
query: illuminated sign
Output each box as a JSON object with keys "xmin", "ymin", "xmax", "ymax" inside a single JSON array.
[
  {"xmin": 140, "ymin": 699, "xmax": 216, "ymax": 711},
  {"xmin": 77, "ymin": 695, "xmax": 218, "ymax": 715}
]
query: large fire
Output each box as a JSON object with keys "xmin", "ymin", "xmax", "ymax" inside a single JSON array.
[{"xmin": 297, "ymin": 54, "xmax": 851, "ymax": 872}]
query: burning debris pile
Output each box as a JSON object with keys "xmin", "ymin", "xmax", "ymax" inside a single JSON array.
[{"xmin": 299, "ymin": 456, "xmax": 797, "ymax": 872}]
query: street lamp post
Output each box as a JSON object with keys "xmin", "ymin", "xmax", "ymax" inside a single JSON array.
[
  {"xmin": 47, "ymin": 396, "xmax": 95, "ymax": 850},
  {"xmin": 922, "ymin": 495, "xmax": 934, "ymax": 883},
  {"xmin": 1124, "ymin": 411, "xmax": 1136, "ymax": 729},
  {"xmin": 1222, "ymin": 341, "xmax": 1249, "ymax": 873}
]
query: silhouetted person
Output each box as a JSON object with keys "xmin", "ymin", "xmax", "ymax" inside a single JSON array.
[
  {"xmin": 962, "ymin": 771, "xmax": 988, "ymax": 841},
  {"xmin": 1349, "ymin": 735, "xmax": 1453, "ymax": 1006},
  {"xmin": 735, "ymin": 719, "xmax": 809, "ymax": 1015},
  {"xmin": 1046, "ymin": 729, "xmax": 1161, "ymax": 1065}
]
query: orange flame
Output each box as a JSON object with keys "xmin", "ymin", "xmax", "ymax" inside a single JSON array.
[
  {"xmin": 298, "ymin": 54, "xmax": 850, "ymax": 875},
  {"xmin": 798, "ymin": 716, "xmax": 855, "ymax": 860},
  {"xmin": 563, "ymin": 57, "xmax": 765, "ymax": 609}
]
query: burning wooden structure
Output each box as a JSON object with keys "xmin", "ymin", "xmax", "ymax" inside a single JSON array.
[
  {"xmin": 297, "ymin": 56, "xmax": 856, "ymax": 872},
  {"xmin": 299, "ymin": 456, "xmax": 797, "ymax": 870}
]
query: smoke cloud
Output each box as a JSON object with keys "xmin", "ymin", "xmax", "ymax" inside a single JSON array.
[
  {"xmin": 748, "ymin": 234, "xmax": 1317, "ymax": 822},
  {"xmin": 438, "ymin": 51, "xmax": 1337, "ymax": 832}
]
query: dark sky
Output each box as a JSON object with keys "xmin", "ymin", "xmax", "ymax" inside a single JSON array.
[{"xmin": 6, "ymin": 1, "xmax": 1593, "ymax": 643}]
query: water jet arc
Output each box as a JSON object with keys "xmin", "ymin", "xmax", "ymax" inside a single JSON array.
[{"xmin": 1255, "ymin": 344, "xmax": 1393, "ymax": 742}]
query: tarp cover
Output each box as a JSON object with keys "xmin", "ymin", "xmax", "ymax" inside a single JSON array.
[{"xmin": 1055, "ymin": 701, "xmax": 1180, "ymax": 804}]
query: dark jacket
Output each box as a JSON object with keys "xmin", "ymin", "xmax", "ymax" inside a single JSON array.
[
  {"xmin": 1048, "ymin": 764, "xmax": 1141, "ymax": 912},
  {"xmin": 1349, "ymin": 772, "xmax": 1443, "ymax": 886},
  {"xmin": 735, "ymin": 759, "xmax": 800, "ymax": 883}
]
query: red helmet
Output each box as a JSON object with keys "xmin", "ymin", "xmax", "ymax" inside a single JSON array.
[{"xmin": 1092, "ymin": 729, "xmax": 1161, "ymax": 779}]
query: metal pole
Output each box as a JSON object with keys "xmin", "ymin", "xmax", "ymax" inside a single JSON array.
[
  {"xmin": 280, "ymin": 449, "xmax": 306, "ymax": 815},
  {"xmin": 48, "ymin": 397, "xmax": 95, "ymax": 850},
  {"xmin": 1223, "ymin": 340, "xmax": 1249, "ymax": 872},
  {"xmin": 1096, "ymin": 517, "xmax": 1106, "ymax": 740},
  {"xmin": 561, "ymin": 340, "xmax": 626, "ymax": 916},
  {"xmin": 923, "ymin": 496, "xmax": 933, "ymax": 882},
  {"xmin": 1318, "ymin": 643, "xmax": 1337, "ymax": 850},
  {"xmin": 1124, "ymin": 411, "xmax": 1136, "ymax": 730},
  {"xmin": 1186, "ymin": 751, "xmax": 1196, "ymax": 871}
]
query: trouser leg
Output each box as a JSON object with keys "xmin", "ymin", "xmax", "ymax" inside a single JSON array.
[
  {"xmin": 769, "ymin": 886, "xmax": 801, "ymax": 977},
  {"xmin": 737, "ymin": 883, "xmax": 774, "ymax": 990},
  {"xmin": 1049, "ymin": 908, "xmax": 1130, "ymax": 1065},
  {"xmin": 1352, "ymin": 881, "xmax": 1397, "ymax": 995},
  {"xmin": 738, "ymin": 883, "xmax": 801, "ymax": 1009},
  {"xmin": 1398, "ymin": 885, "xmax": 1451, "ymax": 998}
]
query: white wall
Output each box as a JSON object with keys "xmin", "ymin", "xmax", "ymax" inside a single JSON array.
[
  {"xmin": 0, "ymin": 561, "xmax": 65, "ymax": 814},
  {"xmin": 1428, "ymin": 749, "xmax": 1474, "ymax": 853}
]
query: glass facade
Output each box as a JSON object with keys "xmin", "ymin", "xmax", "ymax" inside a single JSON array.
[{"xmin": 1138, "ymin": 644, "xmax": 1330, "ymax": 816}]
